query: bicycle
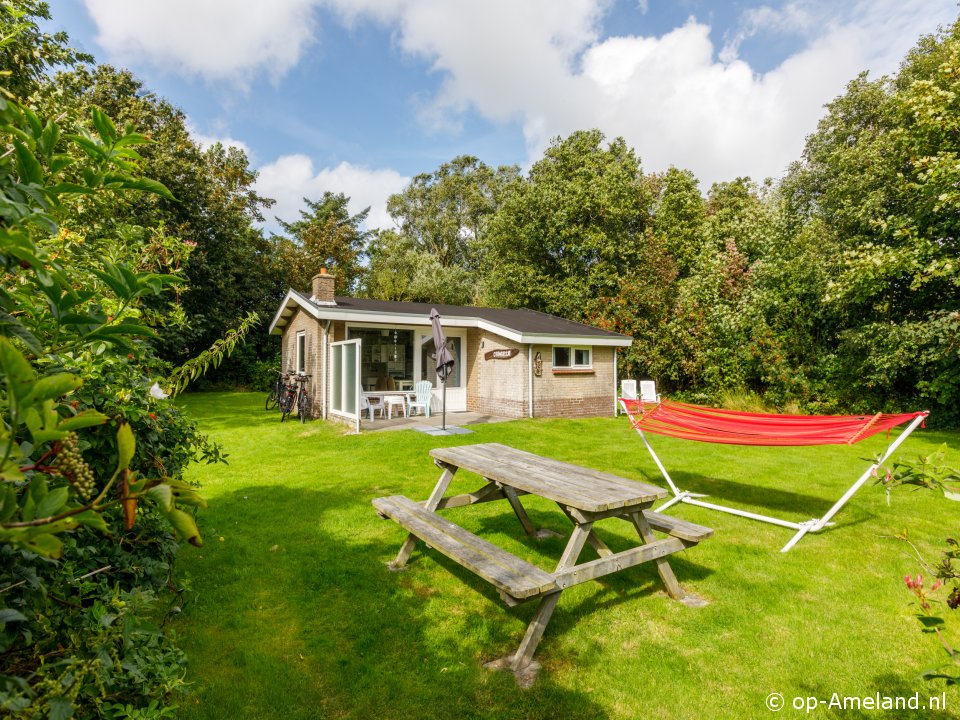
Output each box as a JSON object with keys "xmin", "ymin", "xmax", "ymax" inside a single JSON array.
[
  {"xmin": 279, "ymin": 373, "xmax": 311, "ymax": 423},
  {"xmin": 265, "ymin": 369, "xmax": 287, "ymax": 410}
]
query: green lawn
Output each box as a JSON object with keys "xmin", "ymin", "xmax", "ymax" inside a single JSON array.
[{"xmin": 172, "ymin": 392, "xmax": 960, "ymax": 719}]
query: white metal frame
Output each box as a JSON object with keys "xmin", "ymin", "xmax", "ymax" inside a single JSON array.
[
  {"xmin": 330, "ymin": 339, "xmax": 362, "ymax": 432},
  {"xmin": 621, "ymin": 400, "xmax": 929, "ymax": 552},
  {"xmin": 295, "ymin": 330, "xmax": 306, "ymax": 374},
  {"xmin": 552, "ymin": 345, "xmax": 592, "ymax": 369}
]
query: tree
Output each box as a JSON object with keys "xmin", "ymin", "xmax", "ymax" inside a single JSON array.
[
  {"xmin": 704, "ymin": 177, "xmax": 773, "ymax": 264},
  {"xmin": 364, "ymin": 229, "xmax": 475, "ymax": 305},
  {"xmin": 782, "ymin": 20, "xmax": 960, "ymax": 419},
  {"xmin": 651, "ymin": 167, "xmax": 706, "ymax": 278},
  {"xmin": 484, "ymin": 130, "xmax": 654, "ymax": 320},
  {"xmin": 385, "ymin": 155, "xmax": 518, "ymax": 270},
  {"xmin": 0, "ymin": 0, "xmax": 91, "ymax": 102},
  {"xmin": 39, "ymin": 64, "xmax": 282, "ymax": 372},
  {"xmin": 273, "ymin": 191, "xmax": 369, "ymax": 295}
]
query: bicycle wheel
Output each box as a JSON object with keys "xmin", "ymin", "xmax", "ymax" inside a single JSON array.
[
  {"xmin": 298, "ymin": 393, "xmax": 311, "ymax": 423},
  {"xmin": 265, "ymin": 387, "xmax": 278, "ymax": 410},
  {"xmin": 279, "ymin": 392, "xmax": 293, "ymax": 422}
]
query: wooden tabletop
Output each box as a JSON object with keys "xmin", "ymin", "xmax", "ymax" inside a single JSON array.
[{"xmin": 429, "ymin": 443, "xmax": 666, "ymax": 513}]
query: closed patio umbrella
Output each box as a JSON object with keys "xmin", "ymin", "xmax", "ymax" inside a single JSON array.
[{"xmin": 430, "ymin": 308, "xmax": 455, "ymax": 430}]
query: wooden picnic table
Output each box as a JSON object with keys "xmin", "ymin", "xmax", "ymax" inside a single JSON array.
[{"xmin": 373, "ymin": 443, "xmax": 712, "ymax": 675}]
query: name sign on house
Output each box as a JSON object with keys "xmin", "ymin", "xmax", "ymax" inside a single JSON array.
[{"xmin": 484, "ymin": 348, "xmax": 520, "ymax": 361}]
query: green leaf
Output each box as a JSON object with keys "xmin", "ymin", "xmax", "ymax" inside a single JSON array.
[
  {"xmin": 48, "ymin": 697, "xmax": 74, "ymax": 720},
  {"xmin": 165, "ymin": 508, "xmax": 203, "ymax": 547},
  {"xmin": 0, "ymin": 608, "xmax": 27, "ymax": 625},
  {"xmin": 25, "ymin": 373, "xmax": 81, "ymax": 405},
  {"xmin": 37, "ymin": 119, "xmax": 60, "ymax": 158},
  {"xmin": 67, "ymin": 133, "xmax": 107, "ymax": 162},
  {"xmin": 57, "ymin": 410, "xmax": 109, "ymax": 432},
  {"xmin": 146, "ymin": 484, "xmax": 173, "ymax": 511},
  {"xmin": 0, "ymin": 486, "xmax": 19, "ymax": 520},
  {"xmin": 91, "ymin": 106, "xmax": 117, "ymax": 144},
  {"xmin": 49, "ymin": 154, "xmax": 74, "ymax": 173},
  {"xmin": 0, "ymin": 310, "xmax": 42, "ymax": 354},
  {"xmin": 113, "ymin": 132, "xmax": 151, "ymax": 148},
  {"xmin": 21, "ymin": 104, "xmax": 41, "ymax": 138},
  {"xmin": 29, "ymin": 476, "xmax": 48, "ymax": 505},
  {"xmin": 73, "ymin": 511, "xmax": 108, "ymax": 533},
  {"xmin": 0, "ymin": 337, "xmax": 36, "ymax": 402},
  {"xmin": 117, "ymin": 264, "xmax": 140, "ymax": 294},
  {"xmin": 81, "ymin": 166, "xmax": 102, "ymax": 188},
  {"xmin": 114, "ymin": 177, "xmax": 176, "ymax": 201},
  {"xmin": 92, "ymin": 266, "xmax": 130, "ymax": 298},
  {"xmin": 13, "ymin": 140, "xmax": 42, "ymax": 185},
  {"xmin": 917, "ymin": 615, "xmax": 945, "ymax": 629},
  {"xmin": 23, "ymin": 533, "xmax": 63, "ymax": 558},
  {"xmin": 35, "ymin": 487, "xmax": 69, "ymax": 518},
  {"xmin": 165, "ymin": 479, "xmax": 207, "ymax": 509},
  {"xmin": 24, "ymin": 401, "xmax": 68, "ymax": 444},
  {"xmin": 116, "ymin": 422, "xmax": 135, "ymax": 472}
]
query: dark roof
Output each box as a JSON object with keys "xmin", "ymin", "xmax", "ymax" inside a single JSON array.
[{"xmin": 328, "ymin": 295, "xmax": 628, "ymax": 339}]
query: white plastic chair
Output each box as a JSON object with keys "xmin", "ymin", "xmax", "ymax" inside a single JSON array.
[
  {"xmin": 360, "ymin": 393, "xmax": 384, "ymax": 420},
  {"xmin": 619, "ymin": 379, "xmax": 638, "ymax": 415},
  {"xmin": 639, "ymin": 380, "xmax": 661, "ymax": 404},
  {"xmin": 407, "ymin": 380, "xmax": 433, "ymax": 417}
]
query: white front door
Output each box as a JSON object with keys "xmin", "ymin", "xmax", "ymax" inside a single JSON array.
[{"xmin": 415, "ymin": 330, "xmax": 466, "ymax": 412}]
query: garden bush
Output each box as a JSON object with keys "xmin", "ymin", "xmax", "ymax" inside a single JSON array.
[{"xmin": 0, "ymin": 84, "xmax": 224, "ymax": 717}]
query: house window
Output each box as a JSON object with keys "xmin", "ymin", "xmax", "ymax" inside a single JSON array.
[
  {"xmin": 296, "ymin": 331, "xmax": 306, "ymax": 373},
  {"xmin": 553, "ymin": 346, "xmax": 591, "ymax": 369}
]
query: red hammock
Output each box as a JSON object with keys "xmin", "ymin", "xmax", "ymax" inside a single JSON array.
[{"xmin": 620, "ymin": 398, "xmax": 926, "ymax": 447}]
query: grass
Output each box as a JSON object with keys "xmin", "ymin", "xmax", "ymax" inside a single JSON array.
[{"xmin": 172, "ymin": 392, "xmax": 960, "ymax": 720}]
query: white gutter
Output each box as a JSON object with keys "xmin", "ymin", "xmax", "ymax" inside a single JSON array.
[
  {"xmin": 613, "ymin": 348, "xmax": 618, "ymax": 416},
  {"xmin": 269, "ymin": 291, "xmax": 632, "ymax": 346},
  {"xmin": 321, "ymin": 320, "xmax": 331, "ymax": 419},
  {"xmin": 528, "ymin": 344, "xmax": 534, "ymax": 418}
]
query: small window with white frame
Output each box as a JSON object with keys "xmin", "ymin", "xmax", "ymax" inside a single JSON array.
[
  {"xmin": 552, "ymin": 345, "xmax": 591, "ymax": 369},
  {"xmin": 296, "ymin": 331, "xmax": 306, "ymax": 373}
]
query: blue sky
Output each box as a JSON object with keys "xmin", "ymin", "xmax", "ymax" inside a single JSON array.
[{"xmin": 46, "ymin": 0, "xmax": 958, "ymax": 234}]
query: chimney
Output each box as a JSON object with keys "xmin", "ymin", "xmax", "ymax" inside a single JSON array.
[{"xmin": 311, "ymin": 268, "xmax": 336, "ymax": 304}]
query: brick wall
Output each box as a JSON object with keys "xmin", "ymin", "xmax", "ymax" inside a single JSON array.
[
  {"xmin": 280, "ymin": 310, "xmax": 323, "ymax": 418},
  {"xmin": 466, "ymin": 334, "xmax": 616, "ymax": 418},
  {"xmin": 467, "ymin": 331, "xmax": 529, "ymax": 418},
  {"xmin": 531, "ymin": 344, "xmax": 617, "ymax": 418}
]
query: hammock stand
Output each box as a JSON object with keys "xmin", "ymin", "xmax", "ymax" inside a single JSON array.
[{"xmin": 619, "ymin": 398, "xmax": 929, "ymax": 552}]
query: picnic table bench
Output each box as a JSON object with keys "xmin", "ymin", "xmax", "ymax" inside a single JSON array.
[{"xmin": 373, "ymin": 443, "xmax": 712, "ymax": 675}]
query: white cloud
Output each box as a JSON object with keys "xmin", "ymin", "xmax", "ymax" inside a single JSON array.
[
  {"xmin": 254, "ymin": 155, "xmax": 409, "ymax": 235},
  {"xmin": 328, "ymin": 0, "xmax": 956, "ymax": 187},
  {"xmin": 83, "ymin": 0, "xmax": 317, "ymax": 85},
  {"xmin": 78, "ymin": 0, "xmax": 958, "ymax": 190},
  {"xmin": 185, "ymin": 119, "xmax": 251, "ymax": 157}
]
